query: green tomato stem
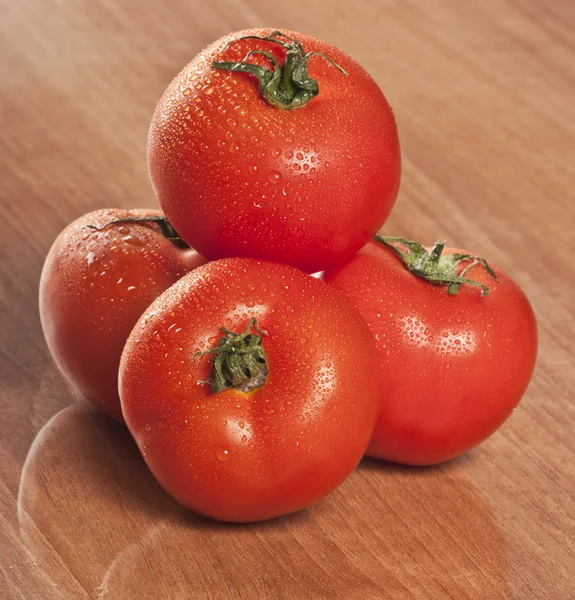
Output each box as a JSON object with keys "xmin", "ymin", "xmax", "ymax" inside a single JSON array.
[
  {"xmin": 193, "ymin": 318, "xmax": 269, "ymax": 393},
  {"xmin": 87, "ymin": 216, "xmax": 189, "ymax": 249},
  {"xmin": 374, "ymin": 235, "xmax": 498, "ymax": 296},
  {"xmin": 212, "ymin": 30, "xmax": 347, "ymax": 110}
]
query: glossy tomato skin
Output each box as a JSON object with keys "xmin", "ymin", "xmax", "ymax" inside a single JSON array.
[
  {"xmin": 39, "ymin": 209, "xmax": 206, "ymax": 421},
  {"xmin": 148, "ymin": 29, "xmax": 400, "ymax": 273},
  {"xmin": 324, "ymin": 240, "xmax": 538, "ymax": 466},
  {"xmin": 119, "ymin": 258, "xmax": 379, "ymax": 522}
]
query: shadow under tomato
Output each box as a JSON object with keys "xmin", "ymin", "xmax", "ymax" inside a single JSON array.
[
  {"xmin": 359, "ymin": 448, "xmax": 475, "ymax": 474},
  {"xmin": 18, "ymin": 402, "xmax": 510, "ymax": 600},
  {"xmin": 95, "ymin": 458, "xmax": 510, "ymax": 599}
]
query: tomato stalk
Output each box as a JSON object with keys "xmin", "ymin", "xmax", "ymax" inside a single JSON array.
[
  {"xmin": 375, "ymin": 235, "xmax": 498, "ymax": 296},
  {"xmin": 212, "ymin": 30, "xmax": 347, "ymax": 109},
  {"xmin": 194, "ymin": 318, "xmax": 268, "ymax": 393},
  {"xmin": 87, "ymin": 216, "xmax": 189, "ymax": 249}
]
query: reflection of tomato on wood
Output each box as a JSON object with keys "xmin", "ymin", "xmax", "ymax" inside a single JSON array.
[
  {"xmin": 325, "ymin": 237, "xmax": 538, "ymax": 465},
  {"xmin": 17, "ymin": 404, "xmax": 182, "ymax": 596},
  {"xmin": 148, "ymin": 29, "xmax": 400, "ymax": 273},
  {"xmin": 96, "ymin": 464, "xmax": 509, "ymax": 599},
  {"xmin": 39, "ymin": 209, "xmax": 205, "ymax": 421},
  {"xmin": 120, "ymin": 258, "xmax": 379, "ymax": 522}
]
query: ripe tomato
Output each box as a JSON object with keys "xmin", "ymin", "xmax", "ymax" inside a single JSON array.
[
  {"xmin": 119, "ymin": 258, "xmax": 379, "ymax": 522},
  {"xmin": 148, "ymin": 29, "xmax": 400, "ymax": 273},
  {"xmin": 39, "ymin": 208, "xmax": 205, "ymax": 421},
  {"xmin": 324, "ymin": 237, "xmax": 538, "ymax": 466}
]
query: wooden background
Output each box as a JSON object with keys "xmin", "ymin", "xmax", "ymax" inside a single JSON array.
[{"xmin": 1, "ymin": 0, "xmax": 574, "ymax": 598}]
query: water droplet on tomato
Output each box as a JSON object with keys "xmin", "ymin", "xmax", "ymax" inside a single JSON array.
[
  {"xmin": 216, "ymin": 448, "xmax": 229, "ymax": 461},
  {"xmin": 268, "ymin": 170, "xmax": 282, "ymax": 184},
  {"xmin": 144, "ymin": 423, "xmax": 151, "ymax": 432},
  {"xmin": 241, "ymin": 435, "xmax": 248, "ymax": 444},
  {"xmin": 183, "ymin": 88, "xmax": 191, "ymax": 96},
  {"xmin": 202, "ymin": 85, "xmax": 214, "ymax": 95},
  {"xmin": 86, "ymin": 252, "xmax": 98, "ymax": 278},
  {"xmin": 229, "ymin": 142, "xmax": 240, "ymax": 153},
  {"xmin": 248, "ymin": 164, "xmax": 258, "ymax": 175},
  {"xmin": 117, "ymin": 277, "xmax": 137, "ymax": 297},
  {"xmin": 271, "ymin": 148, "xmax": 281, "ymax": 159},
  {"xmin": 123, "ymin": 234, "xmax": 144, "ymax": 247}
]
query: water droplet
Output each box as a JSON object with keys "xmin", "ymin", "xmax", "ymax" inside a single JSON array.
[
  {"xmin": 248, "ymin": 164, "xmax": 258, "ymax": 175},
  {"xmin": 123, "ymin": 235, "xmax": 144, "ymax": 247},
  {"xmin": 285, "ymin": 150, "xmax": 294, "ymax": 159},
  {"xmin": 268, "ymin": 170, "xmax": 282, "ymax": 184},
  {"xmin": 183, "ymin": 88, "xmax": 191, "ymax": 96},
  {"xmin": 144, "ymin": 423, "xmax": 151, "ymax": 432},
  {"xmin": 202, "ymin": 85, "xmax": 214, "ymax": 95},
  {"xmin": 216, "ymin": 448, "xmax": 229, "ymax": 461},
  {"xmin": 239, "ymin": 421, "xmax": 245, "ymax": 429},
  {"xmin": 241, "ymin": 435, "xmax": 248, "ymax": 444},
  {"xmin": 86, "ymin": 252, "xmax": 98, "ymax": 278},
  {"xmin": 229, "ymin": 142, "xmax": 240, "ymax": 153},
  {"xmin": 117, "ymin": 277, "xmax": 137, "ymax": 297},
  {"xmin": 271, "ymin": 148, "xmax": 281, "ymax": 159}
]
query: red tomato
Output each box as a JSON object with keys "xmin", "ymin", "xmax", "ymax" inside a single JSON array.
[
  {"xmin": 119, "ymin": 258, "xmax": 379, "ymax": 522},
  {"xmin": 324, "ymin": 237, "xmax": 538, "ymax": 466},
  {"xmin": 39, "ymin": 208, "xmax": 206, "ymax": 421},
  {"xmin": 148, "ymin": 28, "xmax": 400, "ymax": 273}
]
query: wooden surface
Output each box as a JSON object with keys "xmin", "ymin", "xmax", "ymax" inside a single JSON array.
[{"xmin": 1, "ymin": 0, "xmax": 574, "ymax": 598}]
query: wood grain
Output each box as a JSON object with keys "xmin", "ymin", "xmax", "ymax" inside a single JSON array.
[{"xmin": 1, "ymin": 0, "xmax": 574, "ymax": 598}]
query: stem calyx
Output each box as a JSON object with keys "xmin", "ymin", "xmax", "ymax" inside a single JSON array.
[
  {"xmin": 87, "ymin": 216, "xmax": 189, "ymax": 249},
  {"xmin": 375, "ymin": 235, "xmax": 498, "ymax": 296},
  {"xmin": 194, "ymin": 318, "xmax": 268, "ymax": 394},
  {"xmin": 212, "ymin": 31, "xmax": 347, "ymax": 110}
]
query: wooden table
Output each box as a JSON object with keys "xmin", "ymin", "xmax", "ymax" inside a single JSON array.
[{"xmin": 1, "ymin": 1, "xmax": 574, "ymax": 598}]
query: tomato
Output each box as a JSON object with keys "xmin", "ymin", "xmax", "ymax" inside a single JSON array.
[
  {"xmin": 147, "ymin": 28, "xmax": 400, "ymax": 273},
  {"xmin": 39, "ymin": 208, "xmax": 206, "ymax": 421},
  {"xmin": 119, "ymin": 258, "xmax": 379, "ymax": 522},
  {"xmin": 324, "ymin": 237, "xmax": 538, "ymax": 466}
]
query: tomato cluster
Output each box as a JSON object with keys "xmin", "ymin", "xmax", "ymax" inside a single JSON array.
[{"xmin": 40, "ymin": 29, "xmax": 537, "ymax": 522}]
